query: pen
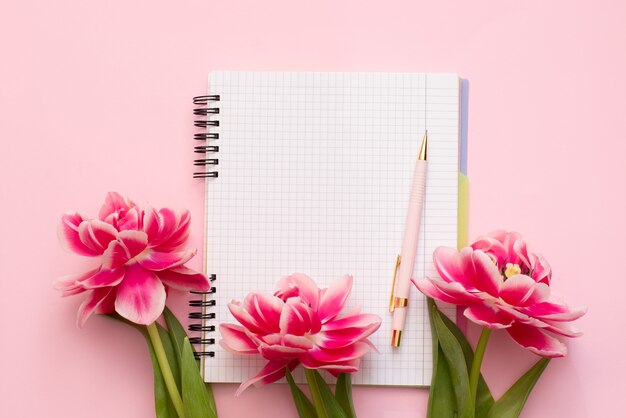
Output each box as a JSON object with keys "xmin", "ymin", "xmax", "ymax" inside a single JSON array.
[{"xmin": 390, "ymin": 131, "xmax": 428, "ymax": 347}]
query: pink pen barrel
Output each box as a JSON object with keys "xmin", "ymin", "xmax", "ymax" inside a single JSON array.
[{"xmin": 391, "ymin": 158, "xmax": 427, "ymax": 347}]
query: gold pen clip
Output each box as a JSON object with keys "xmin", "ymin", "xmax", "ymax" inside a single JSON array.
[{"xmin": 389, "ymin": 255, "xmax": 401, "ymax": 313}]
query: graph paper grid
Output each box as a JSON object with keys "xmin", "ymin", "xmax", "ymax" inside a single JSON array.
[{"xmin": 200, "ymin": 72, "xmax": 459, "ymax": 386}]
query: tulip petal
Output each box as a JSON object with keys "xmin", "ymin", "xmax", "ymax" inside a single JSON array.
[
  {"xmin": 102, "ymin": 240, "xmax": 130, "ymax": 269},
  {"xmin": 150, "ymin": 208, "xmax": 178, "ymax": 247},
  {"xmin": 513, "ymin": 239, "xmax": 532, "ymax": 270},
  {"xmin": 138, "ymin": 249, "xmax": 196, "ymax": 271},
  {"xmin": 304, "ymin": 359, "xmax": 360, "ymax": 376},
  {"xmin": 321, "ymin": 313, "xmax": 381, "ymax": 332},
  {"xmin": 77, "ymin": 287, "xmax": 115, "ymax": 327},
  {"xmin": 54, "ymin": 268, "xmax": 99, "ymax": 296},
  {"xmin": 158, "ymin": 210, "xmax": 191, "ymax": 251},
  {"xmin": 463, "ymin": 304, "xmax": 514, "ymax": 329},
  {"xmin": 282, "ymin": 334, "xmax": 315, "ymax": 351},
  {"xmin": 413, "ymin": 277, "xmax": 482, "ymax": 305},
  {"xmin": 360, "ymin": 337, "xmax": 379, "ymax": 353},
  {"xmin": 279, "ymin": 299, "xmax": 313, "ymax": 336},
  {"xmin": 243, "ymin": 293, "xmax": 284, "ymax": 334},
  {"xmin": 58, "ymin": 213, "xmax": 102, "ymax": 256},
  {"xmin": 413, "ymin": 277, "xmax": 466, "ymax": 304},
  {"xmin": 308, "ymin": 341, "xmax": 372, "ymax": 363},
  {"xmin": 506, "ymin": 322, "xmax": 567, "ymax": 357},
  {"xmin": 261, "ymin": 334, "xmax": 282, "ymax": 345},
  {"xmin": 521, "ymin": 301, "xmax": 587, "ymax": 322},
  {"xmin": 433, "ymin": 247, "xmax": 474, "ymax": 288},
  {"xmin": 236, "ymin": 360, "xmax": 298, "ymax": 396},
  {"xmin": 317, "ymin": 275, "xmax": 352, "ymax": 321},
  {"xmin": 117, "ymin": 230, "xmax": 148, "ymax": 258},
  {"xmin": 228, "ymin": 300, "xmax": 266, "ymax": 334},
  {"xmin": 259, "ymin": 344, "xmax": 307, "ymax": 361},
  {"xmin": 499, "ymin": 274, "xmax": 549, "ymax": 306},
  {"xmin": 541, "ymin": 319, "xmax": 583, "ymax": 338},
  {"xmin": 81, "ymin": 267, "xmax": 125, "ymax": 289},
  {"xmin": 156, "ymin": 266, "xmax": 210, "ymax": 292},
  {"xmin": 471, "ymin": 236, "xmax": 508, "ymax": 264},
  {"xmin": 485, "ymin": 229, "xmax": 510, "ymax": 243},
  {"xmin": 274, "ymin": 273, "xmax": 319, "ymax": 309},
  {"xmin": 525, "ymin": 282, "xmax": 551, "ymax": 305},
  {"xmin": 488, "ymin": 230, "xmax": 523, "ymax": 261},
  {"xmin": 59, "ymin": 286, "xmax": 88, "ymax": 297},
  {"xmin": 471, "ymin": 250, "xmax": 502, "ymax": 295},
  {"xmin": 114, "ymin": 264, "xmax": 166, "ymax": 325},
  {"xmin": 495, "ymin": 304, "xmax": 551, "ymax": 328},
  {"xmin": 319, "ymin": 321, "xmax": 381, "ymax": 349},
  {"xmin": 96, "ymin": 288, "xmax": 117, "ymax": 314},
  {"xmin": 118, "ymin": 206, "xmax": 140, "ymax": 231},
  {"xmin": 531, "ymin": 254, "xmax": 552, "ymax": 284},
  {"xmin": 142, "ymin": 205, "xmax": 160, "ymax": 242},
  {"xmin": 98, "ymin": 192, "xmax": 134, "ymax": 221},
  {"xmin": 77, "ymin": 220, "xmax": 118, "ymax": 254},
  {"xmin": 219, "ymin": 324, "xmax": 259, "ymax": 354}
]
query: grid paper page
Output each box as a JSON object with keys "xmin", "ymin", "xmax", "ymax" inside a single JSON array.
[{"xmin": 201, "ymin": 72, "xmax": 459, "ymax": 386}]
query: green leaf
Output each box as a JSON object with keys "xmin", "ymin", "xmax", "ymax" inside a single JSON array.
[
  {"xmin": 304, "ymin": 369, "xmax": 347, "ymax": 418},
  {"xmin": 436, "ymin": 303, "xmax": 494, "ymax": 417},
  {"xmin": 335, "ymin": 373, "xmax": 356, "ymax": 418},
  {"xmin": 163, "ymin": 306, "xmax": 187, "ymax": 363},
  {"xmin": 104, "ymin": 314, "xmax": 176, "ymax": 418},
  {"xmin": 163, "ymin": 307, "xmax": 218, "ymax": 417},
  {"xmin": 427, "ymin": 299, "xmax": 457, "ymax": 418},
  {"xmin": 432, "ymin": 304, "xmax": 474, "ymax": 418},
  {"xmin": 105, "ymin": 312, "xmax": 218, "ymax": 417},
  {"xmin": 485, "ymin": 358, "xmax": 550, "ymax": 418},
  {"xmin": 146, "ymin": 334, "xmax": 176, "ymax": 418},
  {"xmin": 431, "ymin": 346, "xmax": 457, "ymax": 417},
  {"xmin": 181, "ymin": 336, "xmax": 216, "ymax": 418},
  {"xmin": 158, "ymin": 324, "xmax": 181, "ymax": 390},
  {"xmin": 285, "ymin": 369, "xmax": 317, "ymax": 418},
  {"xmin": 164, "ymin": 307, "xmax": 218, "ymax": 417}
]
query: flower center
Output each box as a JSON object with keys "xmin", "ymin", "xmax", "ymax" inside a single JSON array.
[{"xmin": 504, "ymin": 263, "xmax": 521, "ymax": 278}]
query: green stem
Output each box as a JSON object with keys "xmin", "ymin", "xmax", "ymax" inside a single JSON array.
[
  {"xmin": 469, "ymin": 327, "xmax": 491, "ymax": 405},
  {"xmin": 146, "ymin": 322, "xmax": 186, "ymax": 418},
  {"xmin": 304, "ymin": 368, "xmax": 328, "ymax": 418}
]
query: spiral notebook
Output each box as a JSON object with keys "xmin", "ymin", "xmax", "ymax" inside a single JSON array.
[{"xmin": 191, "ymin": 71, "xmax": 466, "ymax": 387}]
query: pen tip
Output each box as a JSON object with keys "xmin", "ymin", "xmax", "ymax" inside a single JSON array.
[{"xmin": 418, "ymin": 132, "xmax": 428, "ymax": 160}]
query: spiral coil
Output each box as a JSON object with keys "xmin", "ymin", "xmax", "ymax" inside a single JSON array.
[
  {"xmin": 193, "ymin": 95, "xmax": 220, "ymax": 179},
  {"xmin": 188, "ymin": 273, "xmax": 217, "ymax": 358},
  {"xmin": 190, "ymin": 95, "xmax": 220, "ymax": 359}
]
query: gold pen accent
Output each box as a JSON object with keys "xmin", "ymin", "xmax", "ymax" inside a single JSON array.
[
  {"xmin": 389, "ymin": 132, "xmax": 427, "ymax": 315},
  {"xmin": 418, "ymin": 130, "xmax": 428, "ymax": 160},
  {"xmin": 391, "ymin": 330, "xmax": 402, "ymax": 347},
  {"xmin": 393, "ymin": 297, "xmax": 408, "ymax": 308},
  {"xmin": 389, "ymin": 255, "xmax": 401, "ymax": 313}
]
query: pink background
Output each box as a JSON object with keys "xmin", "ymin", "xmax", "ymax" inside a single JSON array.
[{"xmin": 1, "ymin": 1, "xmax": 624, "ymax": 416}]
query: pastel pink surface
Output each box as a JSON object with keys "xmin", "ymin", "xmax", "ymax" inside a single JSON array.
[{"xmin": 0, "ymin": 1, "xmax": 623, "ymax": 417}]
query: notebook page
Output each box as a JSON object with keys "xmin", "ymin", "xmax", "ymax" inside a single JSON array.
[{"xmin": 202, "ymin": 72, "xmax": 459, "ymax": 386}]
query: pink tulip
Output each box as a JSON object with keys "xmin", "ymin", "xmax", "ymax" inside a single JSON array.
[
  {"xmin": 220, "ymin": 273, "xmax": 381, "ymax": 394},
  {"xmin": 471, "ymin": 230, "xmax": 552, "ymax": 285},
  {"xmin": 56, "ymin": 192, "xmax": 210, "ymax": 326},
  {"xmin": 413, "ymin": 231, "xmax": 585, "ymax": 357}
]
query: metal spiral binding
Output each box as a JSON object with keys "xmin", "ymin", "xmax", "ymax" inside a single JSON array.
[
  {"xmin": 193, "ymin": 94, "xmax": 220, "ymax": 179},
  {"xmin": 188, "ymin": 273, "xmax": 217, "ymax": 358},
  {"xmin": 191, "ymin": 94, "xmax": 220, "ymax": 358}
]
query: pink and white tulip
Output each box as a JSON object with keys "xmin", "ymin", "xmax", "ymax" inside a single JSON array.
[
  {"xmin": 413, "ymin": 231, "xmax": 585, "ymax": 357},
  {"xmin": 220, "ymin": 273, "xmax": 381, "ymax": 394},
  {"xmin": 56, "ymin": 192, "xmax": 210, "ymax": 326},
  {"xmin": 470, "ymin": 230, "xmax": 552, "ymax": 285}
]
